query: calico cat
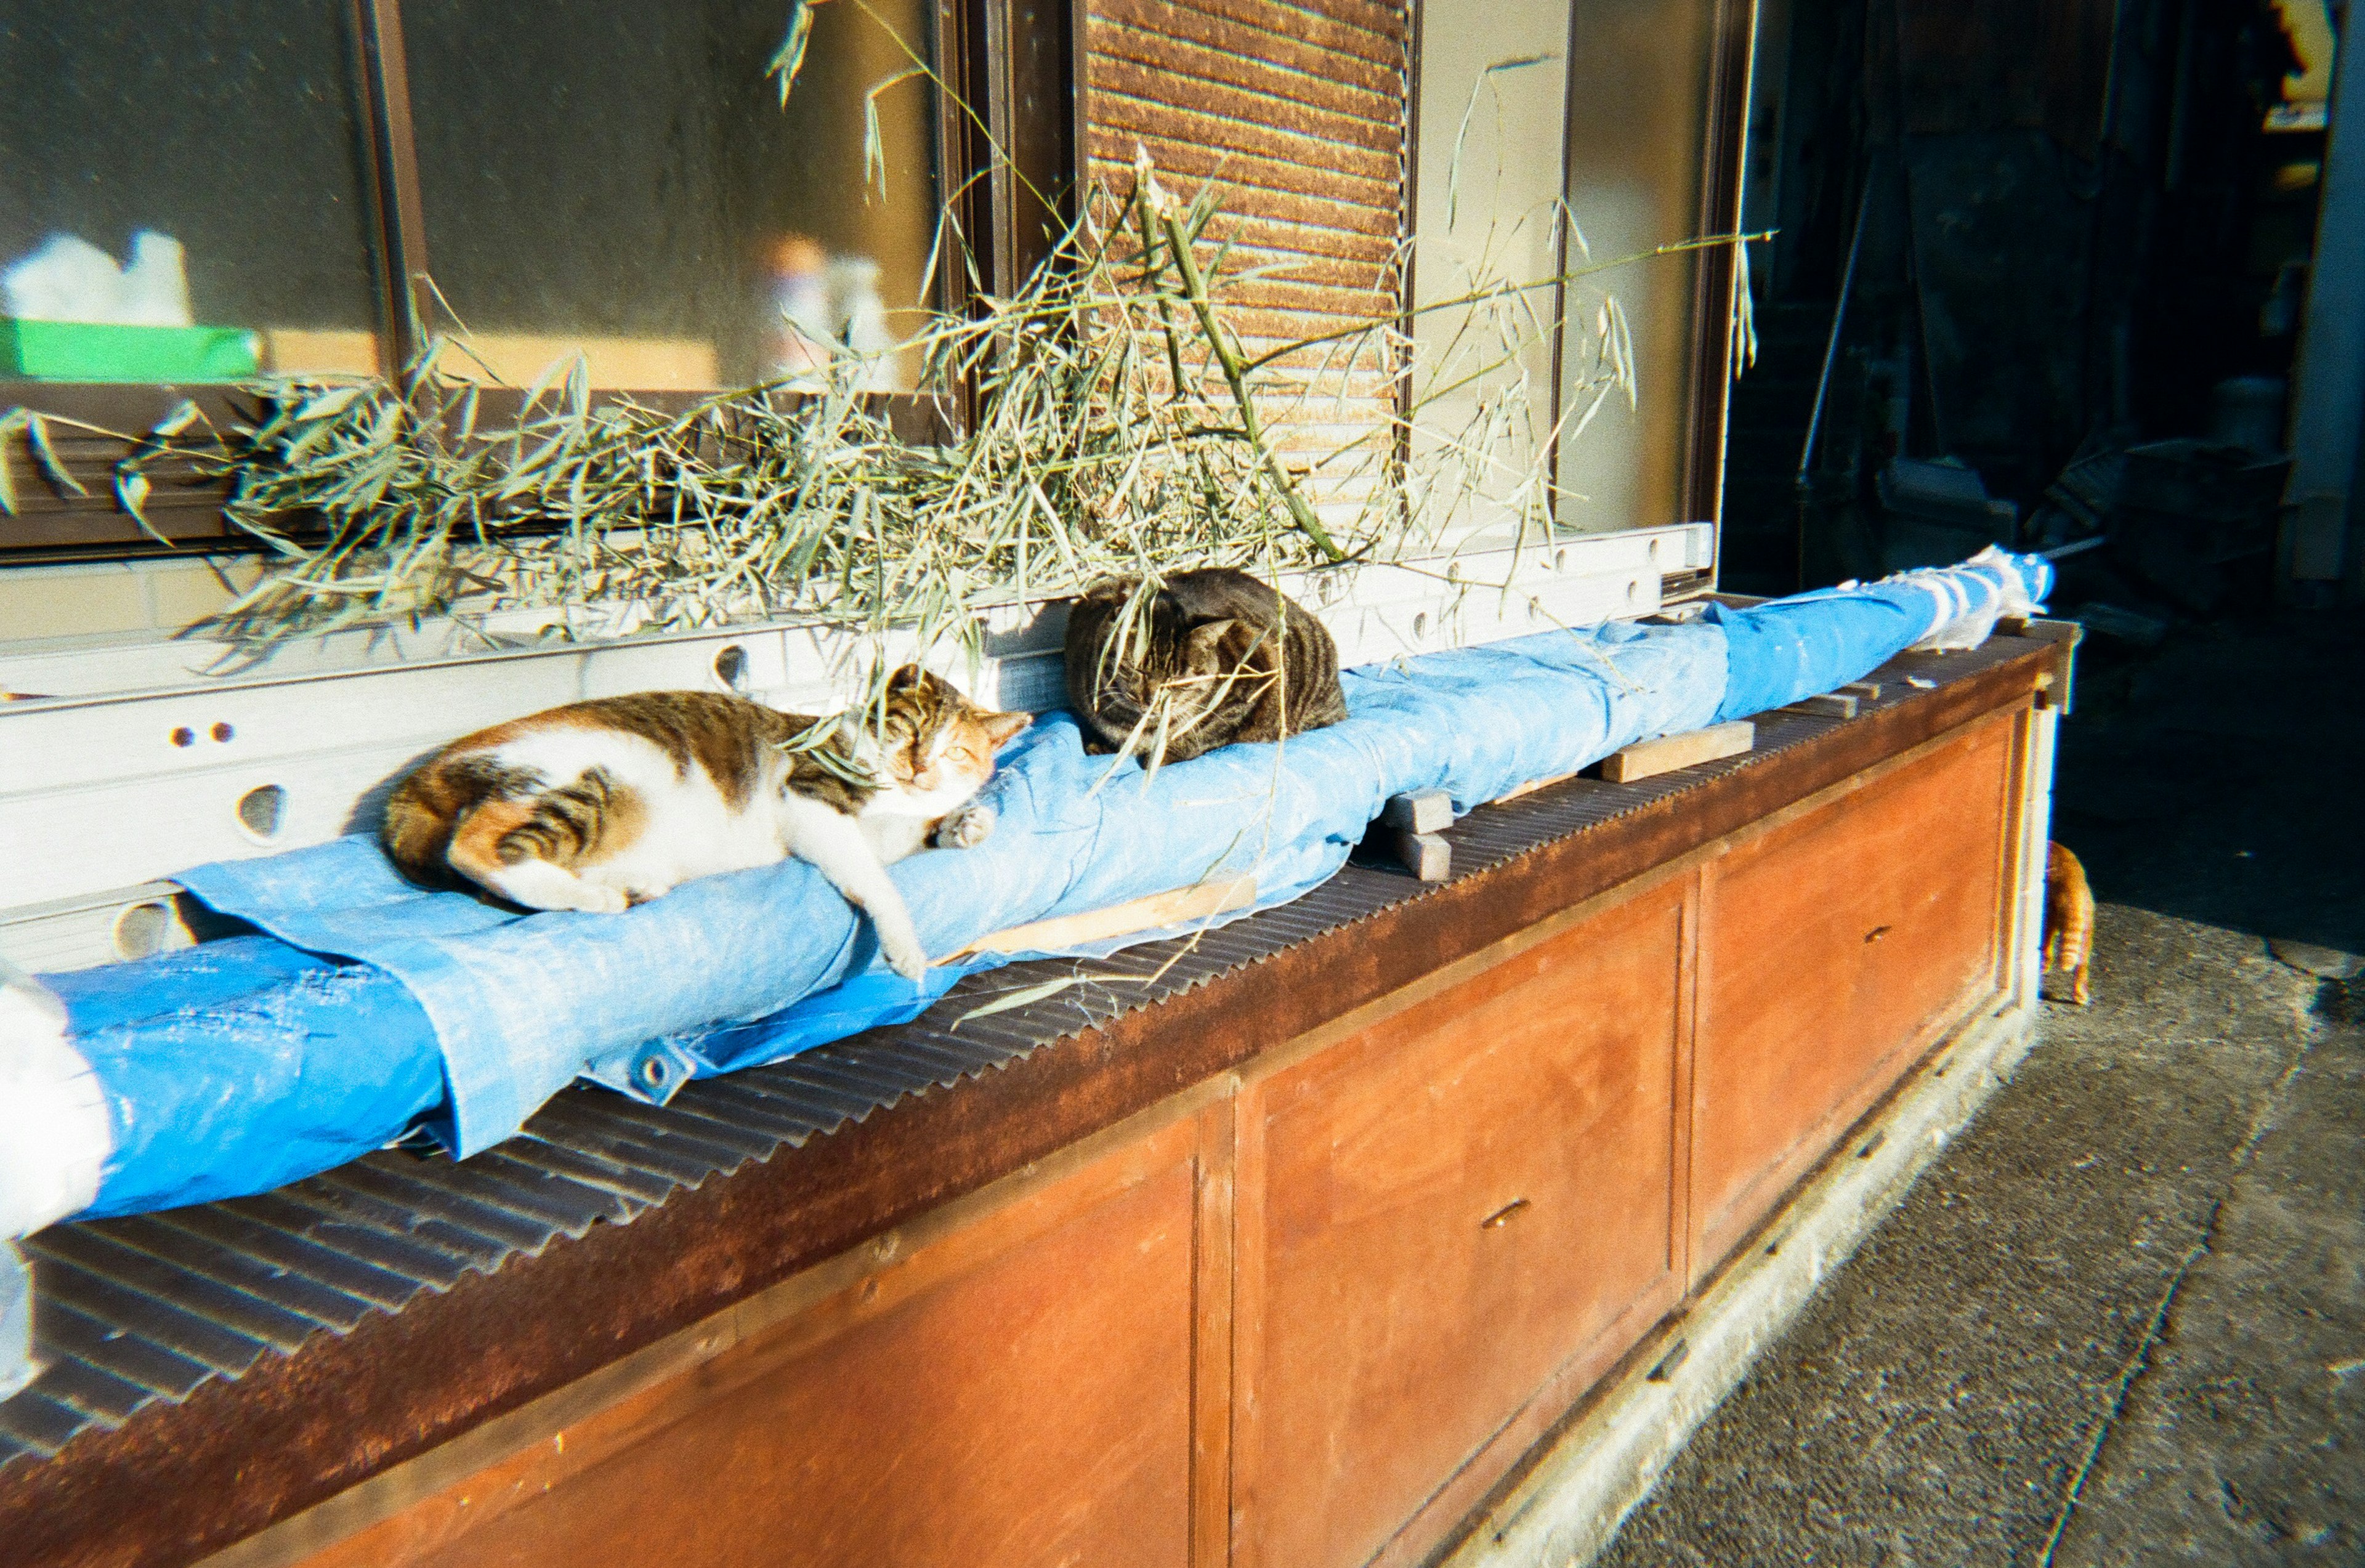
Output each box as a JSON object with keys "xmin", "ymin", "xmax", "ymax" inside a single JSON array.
[
  {"xmin": 2043, "ymin": 839, "xmax": 2095, "ymax": 1005},
  {"xmin": 1064, "ymin": 567, "xmax": 1348, "ymax": 764},
  {"xmin": 382, "ymin": 666, "xmax": 1030, "ymax": 980}
]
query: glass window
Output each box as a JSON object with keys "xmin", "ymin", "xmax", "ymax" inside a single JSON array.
[
  {"xmin": 401, "ymin": 0, "xmax": 940, "ymax": 390},
  {"xmin": 1409, "ymin": 0, "xmax": 1574, "ymax": 548},
  {"xmin": 1410, "ymin": 0, "xmax": 1720, "ymax": 540},
  {"xmin": 0, "ymin": 2, "xmax": 383, "ymax": 382},
  {"xmin": 1555, "ymin": 0, "xmax": 1716, "ymax": 535}
]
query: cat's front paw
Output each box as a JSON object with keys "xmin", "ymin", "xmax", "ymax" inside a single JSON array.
[
  {"xmin": 882, "ymin": 937, "xmax": 929, "ymax": 982},
  {"xmin": 932, "ymin": 802, "xmax": 997, "ymax": 850}
]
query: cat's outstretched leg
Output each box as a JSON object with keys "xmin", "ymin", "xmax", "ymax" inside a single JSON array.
[
  {"xmin": 482, "ymin": 861, "xmax": 632, "ymax": 914},
  {"xmin": 785, "ymin": 802, "xmax": 931, "ymax": 980}
]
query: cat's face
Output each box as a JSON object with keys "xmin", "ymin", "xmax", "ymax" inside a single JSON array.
[
  {"xmin": 873, "ymin": 665, "xmax": 1031, "ymax": 801},
  {"xmin": 1118, "ymin": 618, "xmax": 1275, "ymax": 727}
]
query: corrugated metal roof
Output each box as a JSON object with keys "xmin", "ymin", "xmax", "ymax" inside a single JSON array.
[{"xmin": 0, "ymin": 641, "xmax": 2026, "ymax": 1473}]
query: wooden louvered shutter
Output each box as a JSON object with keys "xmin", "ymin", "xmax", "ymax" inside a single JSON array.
[{"xmin": 1080, "ymin": 0, "xmax": 1413, "ymax": 531}]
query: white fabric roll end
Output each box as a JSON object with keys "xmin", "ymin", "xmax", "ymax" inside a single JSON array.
[
  {"xmin": 1, "ymin": 1243, "xmax": 33, "ymax": 1402},
  {"xmin": 0, "ymin": 972, "xmax": 110, "ymax": 1239},
  {"xmin": 0, "ymin": 969, "xmax": 108, "ymax": 1402},
  {"xmin": 1900, "ymin": 544, "xmax": 2045, "ymax": 652}
]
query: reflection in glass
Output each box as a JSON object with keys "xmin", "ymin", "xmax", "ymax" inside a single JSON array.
[
  {"xmin": 1409, "ymin": 0, "xmax": 1573, "ymax": 549},
  {"xmin": 1556, "ymin": 0, "xmax": 1715, "ymax": 534},
  {"xmin": 0, "ymin": 2, "xmax": 382, "ymax": 381},
  {"xmin": 402, "ymin": 0, "xmax": 937, "ymax": 390}
]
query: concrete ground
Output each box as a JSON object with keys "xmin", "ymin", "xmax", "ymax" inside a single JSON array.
[{"xmin": 1594, "ymin": 610, "xmax": 2364, "ymax": 1566}]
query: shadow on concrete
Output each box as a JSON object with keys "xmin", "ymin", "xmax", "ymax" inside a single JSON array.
[
  {"xmin": 2051, "ymin": 610, "xmax": 2365, "ymax": 962},
  {"xmin": 1596, "ymin": 608, "xmax": 2365, "ymax": 1566}
]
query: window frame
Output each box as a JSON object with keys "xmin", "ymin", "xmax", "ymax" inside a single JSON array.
[{"xmin": 0, "ymin": 0, "xmax": 1079, "ymax": 565}]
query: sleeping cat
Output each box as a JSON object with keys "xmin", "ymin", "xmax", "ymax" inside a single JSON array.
[
  {"xmin": 382, "ymin": 666, "xmax": 1030, "ymax": 980},
  {"xmin": 1064, "ymin": 567, "xmax": 1348, "ymax": 764}
]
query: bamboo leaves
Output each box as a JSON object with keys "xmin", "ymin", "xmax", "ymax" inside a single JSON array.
[
  {"xmin": 767, "ymin": 0, "xmax": 819, "ymax": 106},
  {"xmin": 25, "ymin": 414, "xmax": 84, "ymax": 498}
]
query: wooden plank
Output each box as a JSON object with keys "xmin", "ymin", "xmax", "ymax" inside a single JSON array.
[
  {"xmin": 1381, "ymin": 790, "xmax": 1453, "ymax": 834},
  {"xmin": 1776, "ymin": 691, "xmax": 1861, "ymax": 721},
  {"xmin": 1596, "ymin": 721, "xmax": 1756, "ymax": 783},
  {"xmin": 953, "ymin": 878, "xmax": 1258, "ymax": 958},
  {"xmin": 1495, "ymin": 719, "xmax": 1755, "ymax": 800},
  {"xmin": 1840, "ymin": 680, "xmax": 1883, "ymax": 701},
  {"xmin": 1495, "ymin": 769, "xmax": 1580, "ymax": 804}
]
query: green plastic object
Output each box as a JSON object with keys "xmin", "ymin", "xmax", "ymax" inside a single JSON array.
[{"xmin": 0, "ymin": 318, "xmax": 259, "ymax": 382}]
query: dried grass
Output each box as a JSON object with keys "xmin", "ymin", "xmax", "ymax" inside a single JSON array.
[{"xmin": 0, "ymin": 141, "xmax": 1753, "ymax": 708}]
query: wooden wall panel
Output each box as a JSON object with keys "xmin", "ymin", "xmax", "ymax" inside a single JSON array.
[
  {"xmin": 1231, "ymin": 881, "xmax": 1689, "ymax": 1568},
  {"xmin": 1688, "ymin": 714, "xmax": 2018, "ymax": 1277},
  {"xmin": 301, "ymin": 1117, "xmax": 1208, "ymax": 1568}
]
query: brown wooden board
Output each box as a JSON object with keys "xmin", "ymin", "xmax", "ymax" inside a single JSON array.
[
  {"xmin": 283, "ymin": 1115, "xmax": 1208, "ymax": 1568},
  {"xmin": 1688, "ymin": 708, "xmax": 2018, "ymax": 1277},
  {"xmin": 1230, "ymin": 883, "xmax": 1688, "ymax": 1568}
]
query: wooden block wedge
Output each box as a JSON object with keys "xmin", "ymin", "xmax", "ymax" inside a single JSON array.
[
  {"xmin": 954, "ymin": 876, "xmax": 1258, "ymax": 958},
  {"xmin": 1389, "ymin": 829, "xmax": 1452, "ymax": 882},
  {"xmin": 1597, "ymin": 720, "xmax": 1757, "ymax": 783},
  {"xmin": 1776, "ymin": 692, "xmax": 1861, "ymax": 721}
]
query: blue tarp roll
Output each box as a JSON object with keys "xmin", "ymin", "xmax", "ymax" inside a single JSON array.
[{"xmin": 33, "ymin": 551, "xmax": 2050, "ymax": 1223}]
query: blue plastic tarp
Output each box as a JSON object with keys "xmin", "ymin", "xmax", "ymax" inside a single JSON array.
[{"xmin": 27, "ymin": 551, "xmax": 2051, "ymax": 1227}]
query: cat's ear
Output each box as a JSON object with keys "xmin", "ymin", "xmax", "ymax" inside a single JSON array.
[
  {"xmin": 980, "ymin": 710, "xmax": 1032, "ymax": 750},
  {"xmin": 887, "ymin": 663, "xmax": 928, "ymax": 692}
]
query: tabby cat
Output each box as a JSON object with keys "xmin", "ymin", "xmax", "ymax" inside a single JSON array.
[
  {"xmin": 1064, "ymin": 568, "xmax": 1348, "ymax": 764},
  {"xmin": 382, "ymin": 666, "xmax": 1030, "ymax": 980},
  {"xmin": 2043, "ymin": 839, "xmax": 2095, "ymax": 1005}
]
